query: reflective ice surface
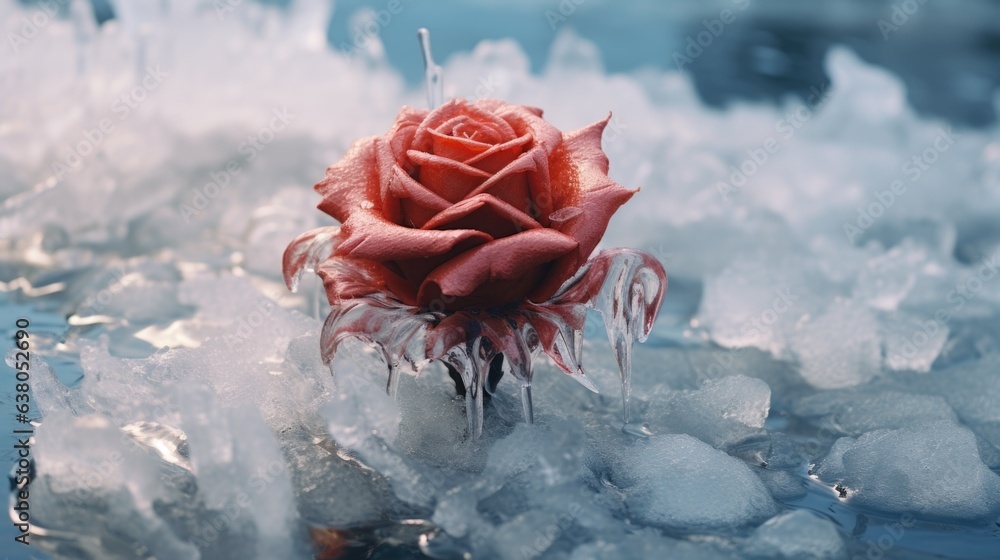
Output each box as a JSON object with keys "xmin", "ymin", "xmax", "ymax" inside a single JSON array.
[{"xmin": 3, "ymin": 0, "xmax": 1000, "ymax": 559}]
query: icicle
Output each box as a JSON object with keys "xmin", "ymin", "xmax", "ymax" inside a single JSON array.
[
  {"xmin": 482, "ymin": 314, "xmax": 540, "ymax": 425},
  {"xmin": 282, "ymin": 226, "xmax": 341, "ymax": 292},
  {"xmin": 589, "ymin": 251, "xmax": 666, "ymax": 433},
  {"xmin": 520, "ymin": 384, "xmax": 534, "ymax": 424},
  {"xmin": 417, "ymin": 28, "xmax": 444, "ymax": 109},
  {"xmin": 427, "ymin": 314, "xmax": 481, "ymax": 438},
  {"xmin": 70, "ymin": 0, "xmax": 96, "ymax": 75},
  {"xmin": 311, "ymin": 248, "xmax": 665, "ymax": 439},
  {"xmin": 319, "ymin": 298, "xmax": 433, "ymax": 396},
  {"xmin": 311, "ymin": 276, "xmax": 323, "ymax": 321}
]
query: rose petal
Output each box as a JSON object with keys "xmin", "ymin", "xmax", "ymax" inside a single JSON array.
[
  {"xmin": 412, "ymin": 99, "xmax": 517, "ymax": 153},
  {"xmin": 495, "ymin": 103, "xmax": 562, "ymax": 156},
  {"xmin": 407, "ymin": 150, "xmax": 492, "ymax": 203},
  {"xmin": 316, "ymin": 256, "xmax": 418, "ymax": 305},
  {"xmin": 435, "ymin": 115, "xmax": 504, "ymax": 146},
  {"xmin": 463, "ymin": 145, "xmax": 540, "ymax": 213},
  {"xmin": 388, "ymin": 165, "xmax": 452, "ymax": 227},
  {"xmin": 429, "ymin": 128, "xmax": 492, "ymax": 162},
  {"xmin": 418, "ymin": 229, "xmax": 578, "ymax": 308},
  {"xmin": 336, "ymin": 210, "xmax": 493, "ymax": 262},
  {"xmin": 315, "ymin": 136, "xmax": 381, "ymax": 223},
  {"xmin": 529, "ymin": 115, "xmax": 638, "ymax": 301},
  {"xmin": 387, "ymin": 106, "xmax": 429, "ymax": 169},
  {"xmin": 463, "ymin": 133, "xmax": 532, "ymax": 174},
  {"xmin": 421, "ymin": 193, "xmax": 542, "ymax": 239},
  {"xmin": 281, "ymin": 226, "xmax": 341, "ymax": 291}
]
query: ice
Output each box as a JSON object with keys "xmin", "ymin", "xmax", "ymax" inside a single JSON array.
[
  {"xmin": 880, "ymin": 311, "xmax": 949, "ymax": 372},
  {"xmin": 743, "ymin": 510, "xmax": 847, "ymax": 560},
  {"xmin": 31, "ymin": 412, "xmax": 200, "ymax": 560},
  {"xmin": 814, "ymin": 423, "xmax": 1000, "ymax": 521},
  {"xmin": 612, "ymin": 434, "xmax": 778, "ymax": 530},
  {"xmin": 178, "ymin": 386, "xmax": 298, "ymax": 560},
  {"xmin": 569, "ymin": 530, "xmax": 735, "ymax": 560},
  {"xmin": 852, "ymin": 241, "xmax": 926, "ymax": 311},
  {"xmin": 4, "ymin": 0, "xmax": 1000, "ymax": 557},
  {"xmin": 647, "ymin": 374, "xmax": 771, "ymax": 448},
  {"xmin": 791, "ymin": 298, "xmax": 881, "ymax": 389},
  {"xmin": 792, "ymin": 390, "xmax": 958, "ymax": 437}
]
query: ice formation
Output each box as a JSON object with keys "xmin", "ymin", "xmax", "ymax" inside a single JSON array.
[{"xmin": 3, "ymin": 0, "xmax": 1000, "ymax": 558}]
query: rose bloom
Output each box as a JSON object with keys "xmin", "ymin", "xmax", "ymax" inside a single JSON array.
[{"xmin": 314, "ymin": 98, "xmax": 635, "ymax": 311}]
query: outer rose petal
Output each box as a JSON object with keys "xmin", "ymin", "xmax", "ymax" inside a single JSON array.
[
  {"xmin": 336, "ymin": 209, "xmax": 492, "ymax": 262},
  {"xmin": 418, "ymin": 229, "xmax": 578, "ymax": 309},
  {"xmin": 529, "ymin": 115, "xmax": 637, "ymax": 301},
  {"xmin": 315, "ymin": 137, "xmax": 382, "ymax": 223},
  {"xmin": 316, "ymin": 257, "xmax": 418, "ymax": 305},
  {"xmin": 386, "ymin": 106, "xmax": 429, "ymax": 171}
]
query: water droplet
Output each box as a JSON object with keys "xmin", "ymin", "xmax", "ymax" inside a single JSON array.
[
  {"xmin": 622, "ymin": 422, "xmax": 653, "ymax": 438},
  {"xmin": 548, "ymin": 206, "xmax": 583, "ymax": 222}
]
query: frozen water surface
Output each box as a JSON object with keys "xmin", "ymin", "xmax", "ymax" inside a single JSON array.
[{"xmin": 3, "ymin": 0, "xmax": 1000, "ymax": 558}]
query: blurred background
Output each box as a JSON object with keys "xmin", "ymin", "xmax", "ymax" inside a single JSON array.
[{"xmin": 30, "ymin": 0, "xmax": 1000, "ymax": 125}]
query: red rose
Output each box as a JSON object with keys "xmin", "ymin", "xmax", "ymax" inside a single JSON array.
[{"xmin": 310, "ymin": 98, "xmax": 636, "ymax": 310}]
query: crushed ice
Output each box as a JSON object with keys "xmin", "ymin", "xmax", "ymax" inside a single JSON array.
[{"xmin": 3, "ymin": 0, "xmax": 1000, "ymax": 558}]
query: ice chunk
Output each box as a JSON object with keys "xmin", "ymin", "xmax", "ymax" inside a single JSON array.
[
  {"xmin": 570, "ymin": 530, "xmax": 734, "ymax": 560},
  {"xmin": 851, "ymin": 241, "xmax": 925, "ymax": 311},
  {"xmin": 31, "ymin": 412, "xmax": 199, "ymax": 559},
  {"xmin": 323, "ymin": 350, "xmax": 401, "ymax": 449},
  {"xmin": 792, "ymin": 298, "xmax": 881, "ymax": 389},
  {"xmin": 792, "ymin": 390, "xmax": 957, "ymax": 436},
  {"xmin": 757, "ymin": 469, "xmax": 807, "ymax": 501},
  {"xmin": 880, "ymin": 311, "xmax": 949, "ymax": 372},
  {"xmin": 178, "ymin": 384, "xmax": 299, "ymax": 559},
  {"xmin": 648, "ymin": 375, "xmax": 771, "ymax": 448},
  {"xmin": 744, "ymin": 510, "xmax": 847, "ymax": 560},
  {"xmin": 697, "ymin": 257, "xmax": 810, "ymax": 358},
  {"xmin": 613, "ymin": 434, "xmax": 778, "ymax": 530},
  {"xmin": 814, "ymin": 423, "xmax": 1000, "ymax": 521}
]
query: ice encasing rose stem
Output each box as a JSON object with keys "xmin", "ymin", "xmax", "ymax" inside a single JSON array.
[{"xmin": 284, "ymin": 231, "xmax": 666, "ymax": 439}]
